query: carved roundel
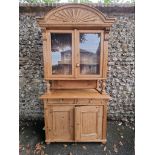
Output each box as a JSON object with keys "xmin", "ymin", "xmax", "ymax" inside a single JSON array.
[{"xmin": 37, "ymin": 4, "xmax": 115, "ymax": 27}]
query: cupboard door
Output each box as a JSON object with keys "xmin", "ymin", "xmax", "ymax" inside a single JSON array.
[
  {"xmin": 76, "ymin": 31, "xmax": 103, "ymax": 78},
  {"xmin": 75, "ymin": 106, "xmax": 103, "ymax": 141},
  {"xmin": 48, "ymin": 31, "xmax": 74, "ymax": 78},
  {"xmin": 48, "ymin": 106, "xmax": 74, "ymax": 141}
]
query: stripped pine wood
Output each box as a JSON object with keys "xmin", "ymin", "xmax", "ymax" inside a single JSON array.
[{"xmin": 37, "ymin": 4, "xmax": 115, "ymax": 143}]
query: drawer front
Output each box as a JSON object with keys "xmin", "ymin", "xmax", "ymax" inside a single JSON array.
[
  {"xmin": 77, "ymin": 99, "xmax": 89, "ymax": 104},
  {"xmin": 48, "ymin": 99, "xmax": 75, "ymax": 104},
  {"xmin": 77, "ymin": 99, "xmax": 103, "ymax": 104},
  {"xmin": 47, "ymin": 99, "xmax": 104, "ymax": 105},
  {"xmin": 91, "ymin": 99, "xmax": 103, "ymax": 104}
]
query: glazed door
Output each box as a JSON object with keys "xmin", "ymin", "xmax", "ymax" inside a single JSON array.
[
  {"xmin": 47, "ymin": 30, "xmax": 74, "ymax": 78},
  {"xmin": 76, "ymin": 30, "xmax": 103, "ymax": 78},
  {"xmin": 75, "ymin": 106, "xmax": 103, "ymax": 141},
  {"xmin": 47, "ymin": 106, "xmax": 74, "ymax": 141},
  {"xmin": 46, "ymin": 30, "xmax": 103, "ymax": 79}
]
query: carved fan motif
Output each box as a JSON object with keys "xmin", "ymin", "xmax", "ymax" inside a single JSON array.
[{"xmin": 47, "ymin": 8, "xmax": 102, "ymax": 24}]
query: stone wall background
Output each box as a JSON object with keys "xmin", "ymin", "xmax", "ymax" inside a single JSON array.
[{"xmin": 19, "ymin": 4, "xmax": 135, "ymax": 124}]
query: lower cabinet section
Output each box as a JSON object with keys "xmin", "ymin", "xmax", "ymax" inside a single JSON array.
[{"xmin": 44, "ymin": 104, "xmax": 107, "ymax": 143}]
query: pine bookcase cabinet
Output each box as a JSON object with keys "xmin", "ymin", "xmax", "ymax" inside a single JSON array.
[{"xmin": 37, "ymin": 4, "xmax": 115, "ymax": 144}]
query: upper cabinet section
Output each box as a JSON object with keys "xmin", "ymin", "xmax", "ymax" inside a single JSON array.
[{"xmin": 37, "ymin": 4, "xmax": 115, "ymax": 80}]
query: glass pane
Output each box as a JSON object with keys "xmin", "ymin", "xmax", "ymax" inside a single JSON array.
[
  {"xmin": 51, "ymin": 33, "xmax": 72, "ymax": 75},
  {"xmin": 80, "ymin": 33, "xmax": 101, "ymax": 75}
]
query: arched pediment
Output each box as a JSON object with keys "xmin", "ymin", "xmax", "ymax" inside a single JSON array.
[{"xmin": 37, "ymin": 4, "xmax": 115, "ymax": 28}]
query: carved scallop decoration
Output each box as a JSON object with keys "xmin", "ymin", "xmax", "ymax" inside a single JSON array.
[
  {"xmin": 47, "ymin": 8, "xmax": 102, "ymax": 24},
  {"xmin": 37, "ymin": 4, "xmax": 116, "ymax": 27}
]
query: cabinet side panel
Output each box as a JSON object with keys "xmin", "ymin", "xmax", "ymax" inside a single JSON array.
[
  {"xmin": 98, "ymin": 106, "xmax": 103, "ymax": 139},
  {"xmin": 44, "ymin": 101, "xmax": 49, "ymax": 141},
  {"xmin": 44, "ymin": 103, "xmax": 54, "ymax": 141},
  {"xmin": 102, "ymin": 102, "xmax": 107, "ymax": 140}
]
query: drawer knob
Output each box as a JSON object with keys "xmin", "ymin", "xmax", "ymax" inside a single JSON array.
[{"xmin": 76, "ymin": 63, "xmax": 80, "ymax": 67}]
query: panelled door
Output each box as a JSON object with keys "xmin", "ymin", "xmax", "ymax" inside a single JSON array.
[
  {"xmin": 75, "ymin": 106, "xmax": 103, "ymax": 141},
  {"xmin": 47, "ymin": 106, "xmax": 74, "ymax": 141}
]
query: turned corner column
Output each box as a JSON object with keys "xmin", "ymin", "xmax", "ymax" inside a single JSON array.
[
  {"xmin": 101, "ymin": 80, "xmax": 106, "ymax": 94},
  {"xmin": 96, "ymin": 80, "xmax": 106, "ymax": 94},
  {"xmin": 46, "ymin": 80, "xmax": 50, "ymax": 93}
]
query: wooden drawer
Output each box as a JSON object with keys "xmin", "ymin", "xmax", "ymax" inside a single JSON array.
[
  {"xmin": 47, "ymin": 99, "xmax": 104, "ymax": 105},
  {"xmin": 77, "ymin": 99, "xmax": 103, "ymax": 104},
  {"xmin": 91, "ymin": 99, "xmax": 103, "ymax": 104},
  {"xmin": 48, "ymin": 99, "xmax": 75, "ymax": 104},
  {"xmin": 76, "ymin": 99, "xmax": 89, "ymax": 104}
]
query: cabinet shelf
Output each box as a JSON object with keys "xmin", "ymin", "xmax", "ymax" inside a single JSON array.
[{"xmin": 40, "ymin": 89, "xmax": 110, "ymax": 99}]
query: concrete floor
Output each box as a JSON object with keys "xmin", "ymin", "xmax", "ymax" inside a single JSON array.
[{"xmin": 19, "ymin": 121, "xmax": 134, "ymax": 155}]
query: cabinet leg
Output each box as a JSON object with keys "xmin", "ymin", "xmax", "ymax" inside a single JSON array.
[
  {"xmin": 46, "ymin": 142, "xmax": 50, "ymax": 145},
  {"xmin": 101, "ymin": 139, "xmax": 107, "ymax": 144}
]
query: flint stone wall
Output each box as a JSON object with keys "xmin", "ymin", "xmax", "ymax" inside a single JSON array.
[{"xmin": 19, "ymin": 4, "xmax": 135, "ymax": 124}]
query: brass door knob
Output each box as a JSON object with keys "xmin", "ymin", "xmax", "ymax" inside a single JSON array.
[{"xmin": 76, "ymin": 63, "xmax": 80, "ymax": 67}]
